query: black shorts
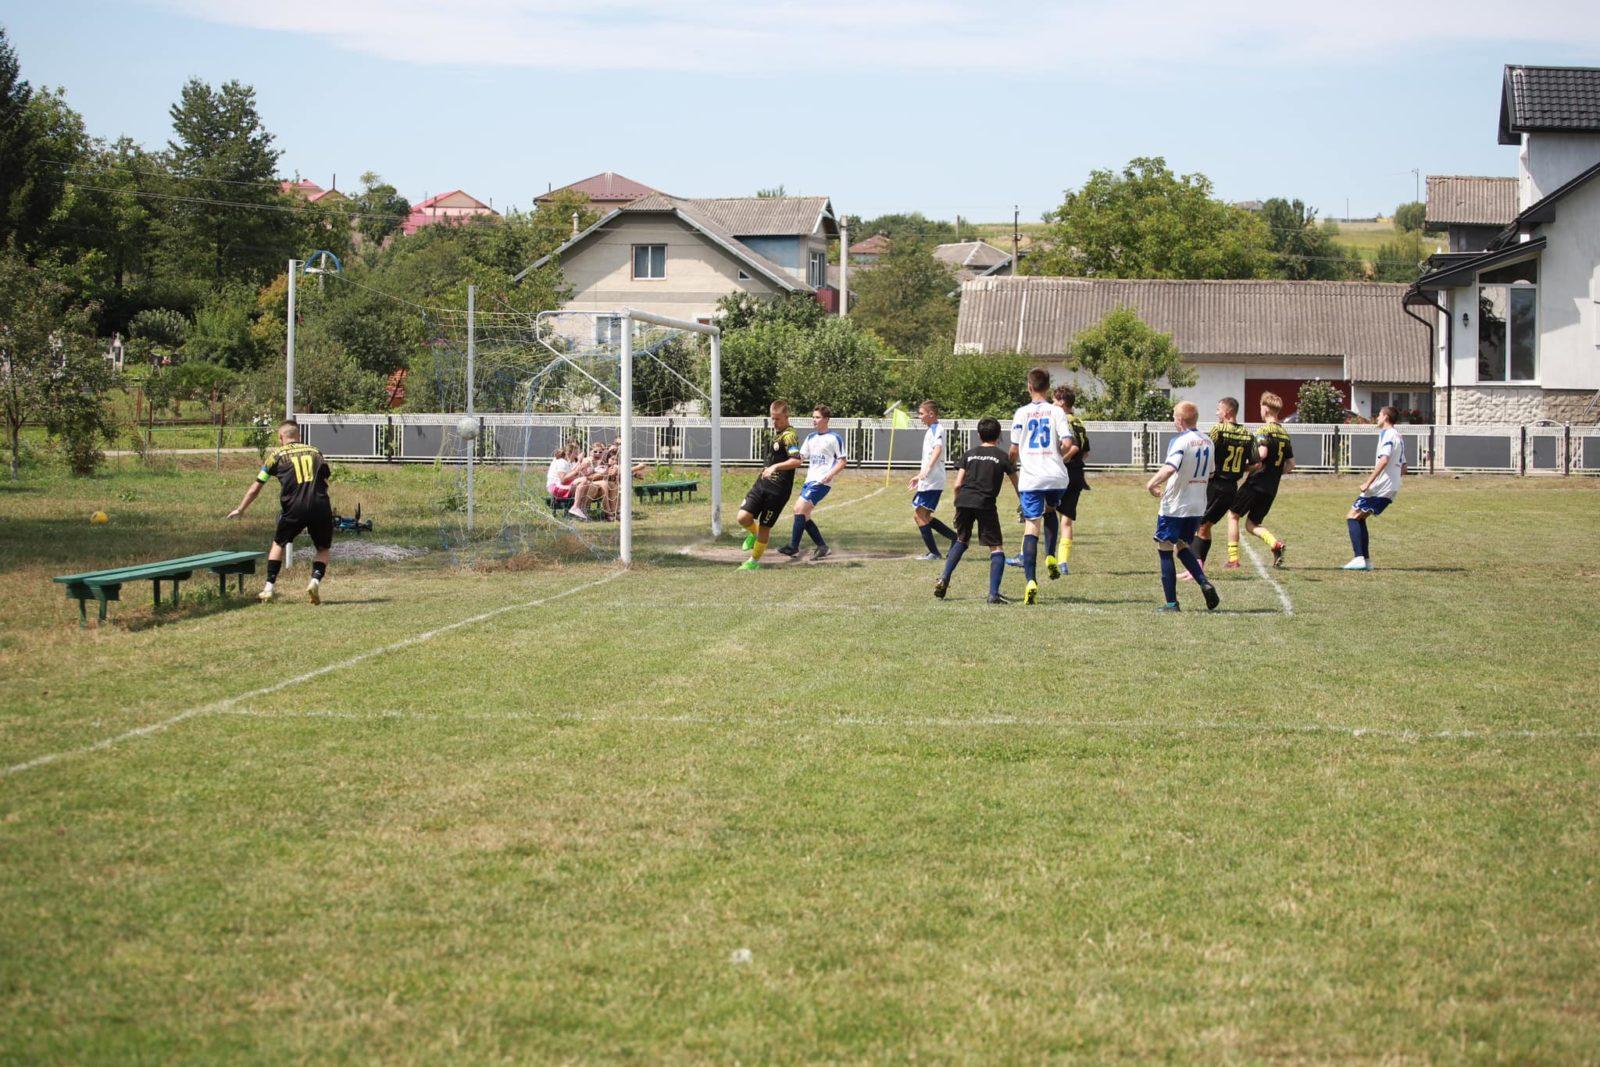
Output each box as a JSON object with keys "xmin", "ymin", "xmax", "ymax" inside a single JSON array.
[
  {"xmin": 1203, "ymin": 479, "xmax": 1240, "ymax": 526},
  {"xmin": 1230, "ymin": 480, "xmax": 1279, "ymax": 525},
  {"xmin": 275, "ymin": 504, "xmax": 334, "ymax": 550},
  {"xmin": 1060, "ymin": 467, "xmax": 1088, "ymax": 520},
  {"xmin": 953, "ymin": 504, "xmax": 1003, "ymax": 548},
  {"xmin": 740, "ymin": 480, "xmax": 793, "ymax": 529}
]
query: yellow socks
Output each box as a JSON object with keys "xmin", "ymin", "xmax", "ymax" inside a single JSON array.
[
  {"xmin": 1227, "ymin": 541, "xmax": 1240, "ymax": 564},
  {"xmin": 751, "ymin": 540, "xmax": 767, "ymax": 561},
  {"xmin": 1061, "ymin": 538, "xmax": 1073, "ymax": 563},
  {"xmin": 1254, "ymin": 527, "xmax": 1279, "ymax": 547}
]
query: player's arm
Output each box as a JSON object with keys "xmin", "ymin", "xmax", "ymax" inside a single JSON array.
[
  {"xmin": 1146, "ymin": 447, "xmax": 1183, "ymax": 498},
  {"xmin": 822, "ymin": 454, "xmax": 847, "ymax": 484},
  {"xmin": 1060, "ymin": 435, "xmax": 1080, "ymax": 464},
  {"xmin": 229, "ymin": 457, "xmax": 275, "ymax": 518},
  {"xmin": 950, "ymin": 467, "xmax": 967, "ymax": 493},
  {"xmin": 1360, "ymin": 443, "xmax": 1393, "ymax": 494},
  {"xmin": 910, "ymin": 438, "xmax": 943, "ymax": 490}
]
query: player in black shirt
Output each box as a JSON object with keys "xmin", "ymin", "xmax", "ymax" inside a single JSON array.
[
  {"xmin": 933, "ymin": 417, "xmax": 1019, "ymax": 604},
  {"xmin": 1052, "ymin": 385, "xmax": 1090, "ymax": 574},
  {"xmin": 228, "ymin": 419, "xmax": 334, "ymax": 603},
  {"xmin": 735, "ymin": 400, "xmax": 803, "ymax": 571},
  {"xmin": 1227, "ymin": 391, "xmax": 1294, "ymax": 567},
  {"xmin": 1193, "ymin": 396, "xmax": 1258, "ymax": 571}
]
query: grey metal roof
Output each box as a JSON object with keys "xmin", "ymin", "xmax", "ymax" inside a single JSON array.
[
  {"xmin": 935, "ymin": 240, "xmax": 1011, "ymax": 269},
  {"xmin": 1499, "ymin": 65, "xmax": 1600, "ymax": 144},
  {"xmin": 1425, "ymin": 175, "xmax": 1517, "ymax": 227},
  {"xmin": 955, "ymin": 276, "xmax": 1430, "ymax": 384},
  {"xmin": 678, "ymin": 196, "xmax": 836, "ymax": 237}
]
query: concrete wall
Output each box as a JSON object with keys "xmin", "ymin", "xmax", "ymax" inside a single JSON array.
[
  {"xmin": 556, "ymin": 213, "xmax": 784, "ymax": 323},
  {"xmin": 1437, "ymin": 385, "xmax": 1594, "ymax": 424},
  {"xmin": 1521, "ymin": 132, "xmax": 1600, "ymax": 204}
]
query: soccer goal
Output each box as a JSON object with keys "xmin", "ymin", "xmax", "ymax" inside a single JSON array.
[{"xmin": 422, "ymin": 302, "xmax": 723, "ymax": 566}]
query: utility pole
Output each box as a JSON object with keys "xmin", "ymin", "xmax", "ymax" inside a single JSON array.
[
  {"xmin": 466, "ymin": 284, "xmax": 476, "ymax": 535},
  {"xmin": 1412, "ymin": 167, "xmax": 1421, "ymax": 204},
  {"xmin": 284, "ymin": 258, "xmax": 298, "ymax": 570},
  {"xmin": 1011, "ymin": 205, "xmax": 1019, "ymax": 272},
  {"xmin": 839, "ymin": 214, "xmax": 849, "ymax": 316}
]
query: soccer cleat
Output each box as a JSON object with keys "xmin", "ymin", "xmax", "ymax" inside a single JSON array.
[
  {"xmin": 811, "ymin": 545, "xmax": 831, "ymax": 562},
  {"xmin": 737, "ymin": 559, "xmax": 760, "ymax": 572},
  {"xmin": 306, "ymin": 578, "xmax": 321, "ymax": 605},
  {"xmin": 1200, "ymin": 582, "xmax": 1219, "ymax": 612},
  {"xmin": 1342, "ymin": 557, "xmax": 1372, "ymax": 571},
  {"xmin": 1024, "ymin": 579, "xmax": 1039, "ymax": 605},
  {"xmin": 933, "ymin": 578, "xmax": 948, "ymax": 600},
  {"xmin": 1271, "ymin": 540, "xmax": 1286, "ymax": 567},
  {"xmin": 987, "ymin": 593, "xmax": 1012, "ymax": 605},
  {"xmin": 1045, "ymin": 555, "xmax": 1060, "ymax": 581},
  {"xmin": 1005, "ymin": 554, "xmax": 1024, "ymax": 568},
  {"xmin": 776, "ymin": 544, "xmax": 799, "ymax": 557},
  {"xmin": 742, "ymin": 532, "xmax": 757, "ymax": 551},
  {"xmin": 915, "ymin": 551, "xmax": 942, "ymax": 562},
  {"xmin": 1223, "ymin": 560, "xmax": 1241, "ymax": 570},
  {"xmin": 257, "ymin": 583, "xmax": 276, "ymax": 602},
  {"xmin": 1157, "ymin": 602, "xmax": 1181, "ymax": 613}
]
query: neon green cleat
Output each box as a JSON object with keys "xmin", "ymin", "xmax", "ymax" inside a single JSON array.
[
  {"xmin": 737, "ymin": 559, "xmax": 760, "ymax": 572},
  {"xmin": 1045, "ymin": 555, "xmax": 1060, "ymax": 580},
  {"xmin": 1024, "ymin": 579, "xmax": 1039, "ymax": 605},
  {"xmin": 742, "ymin": 532, "xmax": 757, "ymax": 551}
]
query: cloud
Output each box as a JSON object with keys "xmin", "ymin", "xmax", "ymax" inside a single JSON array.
[{"xmin": 150, "ymin": 0, "xmax": 1600, "ymax": 74}]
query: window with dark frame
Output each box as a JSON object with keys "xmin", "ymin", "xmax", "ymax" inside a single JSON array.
[
  {"xmin": 1476, "ymin": 259, "xmax": 1538, "ymax": 383},
  {"xmin": 632, "ymin": 244, "xmax": 666, "ymax": 280}
]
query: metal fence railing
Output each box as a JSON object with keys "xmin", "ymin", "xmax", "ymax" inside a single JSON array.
[{"xmin": 292, "ymin": 413, "xmax": 1600, "ymax": 476}]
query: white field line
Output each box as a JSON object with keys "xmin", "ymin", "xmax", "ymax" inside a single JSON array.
[
  {"xmin": 212, "ymin": 706, "xmax": 1600, "ymax": 743},
  {"xmin": 2, "ymin": 570, "xmax": 626, "ymax": 779},
  {"xmin": 1242, "ymin": 539, "xmax": 1294, "ymax": 615}
]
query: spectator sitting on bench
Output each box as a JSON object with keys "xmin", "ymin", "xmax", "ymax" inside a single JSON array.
[
  {"xmin": 546, "ymin": 442, "xmax": 581, "ymax": 507},
  {"xmin": 566, "ymin": 442, "xmax": 609, "ymax": 522}
]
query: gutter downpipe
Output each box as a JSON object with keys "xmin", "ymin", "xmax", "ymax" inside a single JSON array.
[{"xmin": 1404, "ymin": 286, "xmax": 1450, "ymax": 427}]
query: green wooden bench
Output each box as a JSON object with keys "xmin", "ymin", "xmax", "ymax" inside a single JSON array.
[
  {"xmin": 547, "ymin": 495, "xmax": 606, "ymax": 517},
  {"xmin": 53, "ymin": 550, "xmax": 267, "ymax": 627},
  {"xmin": 633, "ymin": 479, "xmax": 699, "ymax": 504}
]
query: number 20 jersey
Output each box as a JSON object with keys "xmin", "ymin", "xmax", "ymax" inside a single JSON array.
[{"xmin": 1010, "ymin": 401, "xmax": 1071, "ymax": 490}]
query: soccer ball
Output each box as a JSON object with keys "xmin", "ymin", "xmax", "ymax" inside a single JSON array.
[
  {"xmin": 90, "ymin": 511, "xmax": 109, "ymax": 524},
  {"xmin": 455, "ymin": 415, "xmax": 479, "ymax": 441}
]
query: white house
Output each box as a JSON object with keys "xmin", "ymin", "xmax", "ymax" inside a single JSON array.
[
  {"xmin": 955, "ymin": 276, "xmax": 1432, "ymax": 420},
  {"xmin": 1407, "ymin": 64, "xmax": 1600, "ymax": 425}
]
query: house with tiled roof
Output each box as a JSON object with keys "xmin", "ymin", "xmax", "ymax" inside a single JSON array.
[
  {"xmin": 1406, "ymin": 64, "xmax": 1600, "ymax": 424},
  {"xmin": 537, "ymin": 172, "xmax": 659, "ymax": 209},
  {"xmin": 933, "ymin": 240, "xmax": 1014, "ymax": 282},
  {"xmin": 848, "ymin": 233, "xmax": 892, "ymax": 264},
  {"xmin": 516, "ymin": 192, "xmax": 842, "ymax": 325},
  {"xmin": 955, "ymin": 276, "xmax": 1432, "ymax": 421},
  {"xmin": 401, "ymin": 190, "xmax": 499, "ymax": 237},
  {"xmin": 1424, "ymin": 176, "xmax": 1517, "ymax": 252},
  {"xmin": 279, "ymin": 178, "xmax": 350, "ymax": 206}
]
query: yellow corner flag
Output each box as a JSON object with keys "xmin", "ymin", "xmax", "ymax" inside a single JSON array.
[
  {"xmin": 890, "ymin": 406, "xmax": 913, "ymax": 430},
  {"xmin": 885, "ymin": 403, "xmax": 912, "ymax": 485}
]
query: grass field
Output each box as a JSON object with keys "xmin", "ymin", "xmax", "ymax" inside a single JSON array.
[
  {"xmin": 4, "ymin": 459, "xmax": 1600, "ymax": 1062},
  {"xmin": 965, "ymin": 219, "xmax": 1447, "ymax": 264}
]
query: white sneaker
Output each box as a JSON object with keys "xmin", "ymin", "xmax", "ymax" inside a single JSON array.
[
  {"xmin": 306, "ymin": 577, "xmax": 322, "ymax": 604},
  {"xmin": 257, "ymin": 583, "xmax": 276, "ymax": 602},
  {"xmin": 568, "ymin": 508, "xmax": 589, "ymax": 522},
  {"xmin": 1341, "ymin": 557, "xmax": 1372, "ymax": 571}
]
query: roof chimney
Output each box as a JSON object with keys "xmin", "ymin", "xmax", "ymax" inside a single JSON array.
[{"xmin": 572, "ymin": 211, "xmax": 580, "ymax": 236}]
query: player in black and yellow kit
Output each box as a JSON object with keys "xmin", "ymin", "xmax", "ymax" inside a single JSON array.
[
  {"xmin": 1050, "ymin": 385, "xmax": 1090, "ymax": 575},
  {"xmin": 1227, "ymin": 391, "xmax": 1294, "ymax": 567},
  {"xmin": 228, "ymin": 419, "xmax": 334, "ymax": 603},
  {"xmin": 1193, "ymin": 396, "xmax": 1258, "ymax": 571},
  {"xmin": 735, "ymin": 400, "xmax": 803, "ymax": 571}
]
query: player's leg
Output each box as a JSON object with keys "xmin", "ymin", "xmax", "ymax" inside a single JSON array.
[
  {"xmin": 981, "ymin": 508, "xmax": 1009, "ymax": 604},
  {"xmin": 1018, "ymin": 492, "xmax": 1043, "ymax": 603},
  {"xmin": 1056, "ymin": 482, "xmax": 1081, "ymax": 571},
  {"xmin": 782, "ymin": 494, "xmax": 815, "ymax": 557},
  {"xmin": 913, "ymin": 502, "xmax": 943, "ymax": 560},
  {"xmin": 1345, "ymin": 505, "xmax": 1368, "ymax": 568},
  {"xmin": 1041, "ymin": 510, "xmax": 1060, "ymax": 579},
  {"xmin": 935, "ymin": 509, "xmax": 974, "ymax": 599},
  {"xmin": 1225, "ymin": 511, "xmax": 1242, "ymax": 569},
  {"xmin": 736, "ymin": 505, "xmax": 759, "ymax": 553},
  {"xmin": 1156, "ymin": 545, "xmax": 1180, "ymax": 610},
  {"xmin": 261, "ymin": 514, "xmax": 303, "ymax": 601},
  {"xmin": 1173, "ymin": 522, "xmax": 1218, "ymax": 610},
  {"xmin": 306, "ymin": 511, "xmax": 333, "ymax": 605},
  {"xmin": 1194, "ymin": 520, "xmax": 1213, "ymax": 563}
]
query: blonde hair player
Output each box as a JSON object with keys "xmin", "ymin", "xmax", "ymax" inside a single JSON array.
[
  {"xmin": 1145, "ymin": 401, "xmax": 1220, "ymax": 612},
  {"xmin": 1227, "ymin": 391, "xmax": 1294, "ymax": 568}
]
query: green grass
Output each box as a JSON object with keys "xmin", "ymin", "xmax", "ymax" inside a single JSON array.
[
  {"xmin": 964, "ymin": 219, "xmax": 1447, "ymax": 264},
  {"xmin": 4, "ymin": 460, "xmax": 1600, "ymax": 1062}
]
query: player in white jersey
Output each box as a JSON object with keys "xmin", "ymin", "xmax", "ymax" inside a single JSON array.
[
  {"xmin": 1144, "ymin": 400, "xmax": 1220, "ymax": 612},
  {"xmin": 779, "ymin": 404, "xmax": 848, "ymax": 561},
  {"xmin": 1008, "ymin": 367, "xmax": 1073, "ymax": 605},
  {"xmin": 1343, "ymin": 405, "xmax": 1406, "ymax": 571},
  {"xmin": 908, "ymin": 400, "xmax": 959, "ymax": 560}
]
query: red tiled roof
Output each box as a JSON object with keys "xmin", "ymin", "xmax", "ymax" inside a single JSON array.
[
  {"xmin": 279, "ymin": 179, "xmax": 323, "ymax": 197},
  {"xmin": 849, "ymin": 233, "xmax": 892, "ymax": 255},
  {"xmin": 540, "ymin": 172, "xmax": 658, "ymax": 203}
]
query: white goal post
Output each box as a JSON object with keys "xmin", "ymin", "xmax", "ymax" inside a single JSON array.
[{"xmin": 619, "ymin": 308, "xmax": 722, "ymax": 565}]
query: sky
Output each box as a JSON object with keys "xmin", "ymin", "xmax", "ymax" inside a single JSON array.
[{"xmin": 8, "ymin": 1, "xmax": 1600, "ymax": 224}]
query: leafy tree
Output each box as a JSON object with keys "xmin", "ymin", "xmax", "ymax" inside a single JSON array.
[
  {"xmin": 849, "ymin": 240, "xmax": 958, "ymax": 355},
  {"xmin": 1260, "ymin": 197, "xmax": 1362, "ymax": 280},
  {"xmin": 715, "ymin": 290, "xmax": 825, "ymax": 332},
  {"xmin": 165, "ymin": 78, "xmax": 297, "ymax": 285},
  {"xmin": 0, "ymin": 247, "xmax": 108, "ymax": 477},
  {"xmin": 184, "ymin": 283, "xmax": 262, "ymax": 369},
  {"xmin": 717, "ymin": 319, "xmax": 799, "ymax": 416},
  {"xmin": 64, "ymin": 137, "xmax": 166, "ymax": 321},
  {"xmin": 843, "ymin": 211, "xmax": 956, "ymax": 246},
  {"xmin": 1068, "ymin": 306, "xmax": 1195, "ymax": 420},
  {"xmin": 1132, "ymin": 389, "xmax": 1177, "ymax": 422},
  {"xmin": 1296, "ymin": 378, "xmax": 1348, "ymax": 424},
  {"xmin": 1372, "ymin": 231, "xmax": 1427, "ymax": 283},
  {"xmin": 895, "ymin": 347, "xmax": 1032, "ymax": 418},
  {"xmin": 129, "ymin": 307, "xmax": 189, "ymax": 349},
  {"xmin": 1394, "ymin": 201, "xmax": 1426, "ymax": 233},
  {"xmin": 353, "ymin": 171, "xmax": 410, "ymax": 248},
  {"xmin": 0, "ymin": 30, "xmax": 75, "ymax": 255},
  {"xmin": 631, "ymin": 332, "xmax": 702, "ymax": 415},
  {"xmin": 1031, "ymin": 157, "xmax": 1275, "ymax": 279},
  {"xmin": 755, "ymin": 185, "xmax": 787, "ymax": 198},
  {"xmin": 775, "ymin": 317, "xmax": 892, "ymax": 417}
]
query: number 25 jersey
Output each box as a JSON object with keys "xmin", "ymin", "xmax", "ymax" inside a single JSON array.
[{"xmin": 1010, "ymin": 401, "xmax": 1071, "ymax": 490}]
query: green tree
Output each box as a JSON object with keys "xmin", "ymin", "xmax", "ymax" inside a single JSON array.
[
  {"xmin": 1031, "ymin": 157, "xmax": 1276, "ymax": 279},
  {"xmin": 184, "ymin": 283, "xmax": 262, "ymax": 369},
  {"xmin": 895, "ymin": 347, "xmax": 1032, "ymax": 418},
  {"xmin": 1068, "ymin": 306, "xmax": 1195, "ymax": 420},
  {"xmin": 717, "ymin": 319, "xmax": 799, "ymax": 416},
  {"xmin": 353, "ymin": 171, "xmax": 410, "ymax": 248},
  {"xmin": 775, "ymin": 317, "xmax": 892, "ymax": 417},
  {"xmin": 64, "ymin": 137, "xmax": 167, "ymax": 322},
  {"xmin": 0, "ymin": 29, "xmax": 74, "ymax": 255},
  {"xmin": 849, "ymin": 241, "xmax": 958, "ymax": 355},
  {"xmin": 1260, "ymin": 197, "xmax": 1362, "ymax": 280},
  {"xmin": 1296, "ymin": 378, "xmax": 1347, "ymax": 424},
  {"xmin": 715, "ymin": 291, "xmax": 826, "ymax": 332},
  {"xmin": 165, "ymin": 78, "xmax": 297, "ymax": 285},
  {"xmin": 1372, "ymin": 231, "xmax": 1426, "ymax": 283},
  {"xmin": 844, "ymin": 212, "xmax": 956, "ymax": 246},
  {"xmin": 1394, "ymin": 201, "xmax": 1426, "ymax": 233}
]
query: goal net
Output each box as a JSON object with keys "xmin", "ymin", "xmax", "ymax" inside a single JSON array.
[{"xmin": 423, "ymin": 304, "xmax": 724, "ymax": 566}]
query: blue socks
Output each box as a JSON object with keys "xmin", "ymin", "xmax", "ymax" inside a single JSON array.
[
  {"xmin": 989, "ymin": 551, "xmax": 1005, "ymax": 597},
  {"xmin": 919, "ymin": 525, "xmax": 940, "ymax": 555},
  {"xmin": 1348, "ymin": 517, "xmax": 1367, "ymax": 558},
  {"xmin": 789, "ymin": 515, "xmax": 807, "ymax": 551},
  {"xmin": 1043, "ymin": 511, "xmax": 1059, "ymax": 557},
  {"xmin": 1176, "ymin": 545, "xmax": 1207, "ymax": 583},
  {"xmin": 1159, "ymin": 550, "xmax": 1178, "ymax": 604},
  {"xmin": 927, "ymin": 517, "xmax": 958, "ymax": 542},
  {"xmin": 940, "ymin": 540, "xmax": 967, "ymax": 584},
  {"xmin": 806, "ymin": 519, "xmax": 825, "ymax": 547},
  {"xmin": 1022, "ymin": 534, "xmax": 1039, "ymax": 582}
]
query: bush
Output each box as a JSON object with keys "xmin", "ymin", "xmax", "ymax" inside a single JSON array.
[
  {"xmin": 774, "ymin": 317, "xmax": 891, "ymax": 417},
  {"xmin": 895, "ymin": 348, "xmax": 1032, "ymax": 418},
  {"xmin": 128, "ymin": 308, "xmax": 190, "ymax": 348},
  {"xmin": 1069, "ymin": 306, "xmax": 1195, "ymax": 420},
  {"xmin": 1393, "ymin": 201, "xmax": 1426, "ymax": 233},
  {"xmin": 1296, "ymin": 379, "xmax": 1347, "ymax": 424}
]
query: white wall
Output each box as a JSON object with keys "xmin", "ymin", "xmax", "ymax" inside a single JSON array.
[
  {"xmin": 1522, "ymin": 133, "xmax": 1600, "ymax": 204},
  {"xmin": 1043, "ymin": 360, "xmax": 1342, "ymax": 414}
]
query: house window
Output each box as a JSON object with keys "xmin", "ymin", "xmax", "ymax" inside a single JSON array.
[
  {"xmin": 808, "ymin": 250, "xmax": 827, "ymax": 288},
  {"xmin": 594, "ymin": 315, "xmax": 622, "ymax": 346},
  {"xmin": 632, "ymin": 244, "xmax": 666, "ymax": 280},
  {"xmin": 1477, "ymin": 260, "xmax": 1537, "ymax": 383},
  {"xmin": 737, "ymin": 270, "xmax": 751, "ymax": 281},
  {"xmin": 1370, "ymin": 391, "xmax": 1433, "ymax": 421}
]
